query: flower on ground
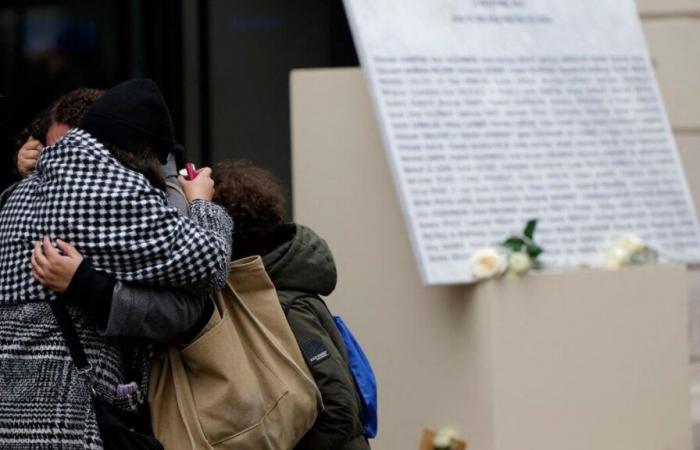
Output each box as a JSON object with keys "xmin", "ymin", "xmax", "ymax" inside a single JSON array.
[
  {"xmin": 508, "ymin": 251, "xmax": 533, "ymax": 276},
  {"xmin": 433, "ymin": 427, "xmax": 459, "ymax": 450},
  {"xmin": 432, "ymin": 432, "xmax": 452, "ymax": 449},
  {"xmin": 470, "ymin": 247, "xmax": 507, "ymax": 280}
]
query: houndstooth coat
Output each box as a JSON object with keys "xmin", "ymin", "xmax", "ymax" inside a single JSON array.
[{"xmin": 0, "ymin": 129, "xmax": 232, "ymax": 449}]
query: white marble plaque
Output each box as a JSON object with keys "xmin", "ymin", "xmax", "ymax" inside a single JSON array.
[{"xmin": 343, "ymin": 0, "xmax": 700, "ymax": 284}]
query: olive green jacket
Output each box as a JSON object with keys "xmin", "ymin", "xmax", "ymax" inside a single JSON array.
[{"xmin": 264, "ymin": 224, "xmax": 371, "ymax": 450}]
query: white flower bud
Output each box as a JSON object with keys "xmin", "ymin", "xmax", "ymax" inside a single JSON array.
[{"xmin": 508, "ymin": 251, "xmax": 533, "ymax": 276}]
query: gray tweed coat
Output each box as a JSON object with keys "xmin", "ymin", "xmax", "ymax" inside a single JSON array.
[{"xmin": 0, "ymin": 133, "xmax": 232, "ymax": 449}]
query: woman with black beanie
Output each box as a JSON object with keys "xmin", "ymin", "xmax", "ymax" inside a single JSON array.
[{"xmin": 0, "ymin": 79, "xmax": 232, "ymax": 449}]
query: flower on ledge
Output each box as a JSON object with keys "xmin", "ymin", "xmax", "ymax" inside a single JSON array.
[
  {"xmin": 470, "ymin": 247, "xmax": 508, "ymax": 280},
  {"xmin": 469, "ymin": 219, "xmax": 544, "ymax": 281},
  {"xmin": 501, "ymin": 219, "xmax": 543, "ymax": 277},
  {"xmin": 605, "ymin": 234, "xmax": 658, "ymax": 269},
  {"xmin": 508, "ymin": 250, "xmax": 533, "ymax": 276}
]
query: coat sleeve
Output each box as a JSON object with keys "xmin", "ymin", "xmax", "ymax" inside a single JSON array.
[
  {"xmin": 63, "ymin": 259, "xmax": 213, "ymax": 342},
  {"xmin": 103, "ymin": 280, "xmax": 213, "ymax": 342},
  {"xmin": 286, "ymin": 299, "xmax": 364, "ymax": 449},
  {"xmin": 62, "ymin": 195, "xmax": 225, "ymax": 342},
  {"xmin": 178, "ymin": 199, "xmax": 233, "ymax": 293}
]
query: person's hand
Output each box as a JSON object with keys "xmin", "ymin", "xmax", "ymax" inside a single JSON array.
[
  {"xmin": 17, "ymin": 137, "xmax": 43, "ymax": 178},
  {"xmin": 178, "ymin": 167, "xmax": 215, "ymax": 202},
  {"xmin": 31, "ymin": 236, "xmax": 84, "ymax": 294}
]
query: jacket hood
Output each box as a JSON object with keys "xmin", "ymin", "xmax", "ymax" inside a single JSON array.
[{"xmin": 263, "ymin": 224, "xmax": 337, "ymax": 296}]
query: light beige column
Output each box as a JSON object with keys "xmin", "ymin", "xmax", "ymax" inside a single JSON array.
[
  {"xmin": 640, "ymin": 3, "xmax": 700, "ymax": 447},
  {"xmin": 637, "ymin": 0, "xmax": 700, "ymax": 16}
]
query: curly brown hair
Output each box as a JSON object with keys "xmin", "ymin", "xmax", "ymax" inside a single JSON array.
[
  {"xmin": 17, "ymin": 88, "xmax": 103, "ymax": 147},
  {"xmin": 15, "ymin": 88, "xmax": 166, "ymax": 191},
  {"xmin": 51, "ymin": 88, "xmax": 103, "ymax": 129},
  {"xmin": 212, "ymin": 160, "xmax": 286, "ymax": 259}
]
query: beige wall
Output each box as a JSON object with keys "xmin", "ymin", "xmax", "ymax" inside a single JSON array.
[
  {"xmin": 639, "ymin": 2, "xmax": 700, "ymax": 447},
  {"xmin": 637, "ymin": 0, "xmax": 700, "ymax": 15},
  {"xmin": 291, "ymin": 68, "xmax": 692, "ymax": 450},
  {"xmin": 644, "ymin": 19, "xmax": 700, "ymax": 131}
]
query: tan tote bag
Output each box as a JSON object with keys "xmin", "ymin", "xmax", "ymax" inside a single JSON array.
[{"xmin": 149, "ymin": 256, "xmax": 322, "ymax": 450}]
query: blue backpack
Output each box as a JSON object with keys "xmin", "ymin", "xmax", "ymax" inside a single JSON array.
[{"xmin": 332, "ymin": 315, "xmax": 378, "ymax": 439}]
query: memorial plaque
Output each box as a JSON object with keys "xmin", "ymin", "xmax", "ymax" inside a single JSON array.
[{"xmin": 343, "ymin": 0, "xmax": 700, "ymax": 284}]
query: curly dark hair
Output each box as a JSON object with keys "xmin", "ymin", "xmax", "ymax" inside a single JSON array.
[
  {"xmin": 51, "ymin": 88, "xmax": 103, "ymax": 129},
  {"xmin": 212, "ymin": 160, "xmax": 286, "ymax": 259},
  {"xmin": 19, "ymin": 107, "xmax": 51, "ymax": 148},
  {"xmin": 14, "ymin": 88, "xmax": 165, "ymax": 191},
  {"xmin": 16, "ymin": 88, "xmax": 103, "ymax": 147}
]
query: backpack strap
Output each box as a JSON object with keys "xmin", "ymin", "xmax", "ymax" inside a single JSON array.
[{"xmin": 282, "ymin": 293, "xmax": 324, "ymax": 315}]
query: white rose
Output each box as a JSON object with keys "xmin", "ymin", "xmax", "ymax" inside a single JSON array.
[
  {"xmin": 433, "ymin": 428, "xmax": 458, "ymax": 449},
  {"xmin": 470, "ymin": 248, "xmax": 507, "ymax": 280},
  {"xmin": 508, "ymin": 251, "xmax": 533, "ymax": 276},
  {"xmin": 614, "ymin": 234, "xmax": 644, "ymax": 254},
  {"xmin": 432, "ymin": 432, "xmax": 452, "ymax": 449},
  {"xmin": 605, "ymin": 245, "xmax": 630, "ymax": 270}
]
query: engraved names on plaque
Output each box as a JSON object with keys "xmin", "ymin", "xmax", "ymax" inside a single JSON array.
[{"xmin": 344, "ymin": 0, "xmax": 700, "ymax": 284}]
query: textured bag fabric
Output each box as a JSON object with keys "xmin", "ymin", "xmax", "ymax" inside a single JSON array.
[
  {"xmin": 94, "ymin": 397, "xmax": 164, "ymax": 450},
  {"xmin": 0, "ymin": 128, "xmax": 231, "ymax": 304},
  {"xmin": 149, "ymin": 256, "xmax": 322, "ymax": 450}
]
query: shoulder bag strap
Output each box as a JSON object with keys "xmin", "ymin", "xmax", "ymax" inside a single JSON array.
[{"xmin": 49, "ymin": 301, "xmax": 94, "ymax": 382}]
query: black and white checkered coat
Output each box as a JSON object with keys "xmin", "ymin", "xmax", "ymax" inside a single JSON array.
[
  {"xmin": 0, "ymin": 129, "xmax": 233, "ymax": 449},
  {"xmin": 0, "ymin": 128, "xmax": 231, "ymax": 303}
]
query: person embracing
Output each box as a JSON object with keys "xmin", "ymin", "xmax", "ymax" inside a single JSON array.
[
  {"xmin": 0, "ymin": 79, "xmax": 232, "ymax": 449},
  {"xmin": 13, "ymin": 87, "xmax": 213, "ymax": 345}
]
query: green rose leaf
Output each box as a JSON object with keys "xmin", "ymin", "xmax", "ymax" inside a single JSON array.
[
  {"xmin": 526, "ymin": 243, "xmax": 543, "ymax": 259},
  {"xmin": 503, "ymin": 237, "xmax": 525, "ymax": 252},
  {"xmin": 524, "ymin": 219, "xmax": 537, "ymax": 240}
]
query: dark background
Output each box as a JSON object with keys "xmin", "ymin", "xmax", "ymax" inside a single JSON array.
[{"xmin": 0, "ymin": 0, "xmax": 358, "ymax": 213}]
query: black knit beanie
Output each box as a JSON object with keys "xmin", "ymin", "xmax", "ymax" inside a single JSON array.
[{"xmin": 80, "ymin": 79, "xmax": 176, "ymax": 163}]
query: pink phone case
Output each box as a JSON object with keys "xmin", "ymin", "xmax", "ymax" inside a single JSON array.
[{"xmin": 185, "ymin": 162, "xmax": 198, "ymax": 180}]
